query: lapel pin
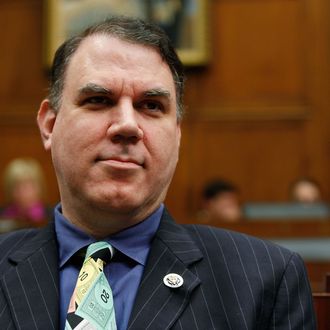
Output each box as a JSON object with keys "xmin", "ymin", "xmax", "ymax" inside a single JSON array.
[{"xmin": 163, "ymin": 273, "xmax": 184, "ymax": 288}]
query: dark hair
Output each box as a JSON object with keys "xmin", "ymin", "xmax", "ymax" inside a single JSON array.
[
  {"xmin": 203, "ymin": 179, "xmax": 239, "ymax": 200},
  {"xmin": 48, "ymin": 16, "xmax": 185, "ymax": 120}
]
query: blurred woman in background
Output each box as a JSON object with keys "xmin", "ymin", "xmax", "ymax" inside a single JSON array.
[{"xmin": 0, "ymin": 157, "xmax": 51, "ymax": 225}]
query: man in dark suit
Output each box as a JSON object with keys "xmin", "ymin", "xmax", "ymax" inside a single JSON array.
[{"xmin": 0, "ymin": 16, "xmax": 316, "ymax": 329}]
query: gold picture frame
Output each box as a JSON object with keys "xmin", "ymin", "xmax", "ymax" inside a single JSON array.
[{"xmin": 44, "ymin": 0, "xmax": 209, "ymax": 67}]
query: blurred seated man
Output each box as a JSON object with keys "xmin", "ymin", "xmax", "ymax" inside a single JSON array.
[
  {"xmin": 0, "ymin": 157, "xmax": 51, "ymax": 224},
  {"xmin": 290, "ymin": 177, "xmax": 322, "ymax": 204},
  {"xmin": 201, "ymin": 179, "xmax": 242, "ymax": 222}
]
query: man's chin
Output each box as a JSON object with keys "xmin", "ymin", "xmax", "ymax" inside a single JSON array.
[{"xmin": 91, "ymin": 196, "xmax": 143, "ymax": 215}]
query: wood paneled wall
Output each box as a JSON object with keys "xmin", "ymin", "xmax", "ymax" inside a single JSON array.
[
  {"xmin": 0, "ymin": 0, "xmax": 59, "ymax": 204},
  {"xmin": 167, "ymin": 0, "xmax": 330, "ymax": 221},
  {"xmin": 0, "ymin": 0, "xmax": 329, "ymax": 222}
]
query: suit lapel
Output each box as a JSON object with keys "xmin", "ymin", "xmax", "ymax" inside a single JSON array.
[
  {"xmin": 128, "ymin": 209, "xmax": 203, "ymax": 329},
  {"xmin": 1, "ymin": 223, "xmax": 59, "ymax": 329}
]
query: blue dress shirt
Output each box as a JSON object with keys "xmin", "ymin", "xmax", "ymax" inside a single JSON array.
[{"xmin": 54, "ymin": 203, "xmax": 163, "ymax": 330}]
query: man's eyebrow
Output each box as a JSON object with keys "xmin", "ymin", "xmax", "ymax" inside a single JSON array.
[
  {"xmin": 143, "ymin": 88, "xmax": 171, "ymax": 98},
  {"xmin": 78, "ymin": 83, "xmax": 113, "ymax": 96},
  {"xmin": 77, "ymin": 84, "xmax": 171, "ymax": 99}
]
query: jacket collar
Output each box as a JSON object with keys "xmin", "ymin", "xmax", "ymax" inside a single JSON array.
[
  {"xmin": 1, "ymin": 222, "xmax": 59, "ymax": 329},
  {"xmin": 128, "ymin": 208, "xmax": 203, "ymax": 329}
]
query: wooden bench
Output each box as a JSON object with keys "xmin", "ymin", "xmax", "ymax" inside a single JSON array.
[{"xmin": 313, "ymin": 274, "xmax": 330, "ymax": 330}]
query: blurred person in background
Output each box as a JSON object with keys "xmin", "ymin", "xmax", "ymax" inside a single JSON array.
[
  {"xmin": 0, "ymin": 157, "xmax": 52, "ymax": 224},
  {"xmin": 200, "ymin": 178, "xmax": 243, "ymax": 222},
  {"xmin": 290, "ymin": 177, "xmax": 323, "ymax": 204}
]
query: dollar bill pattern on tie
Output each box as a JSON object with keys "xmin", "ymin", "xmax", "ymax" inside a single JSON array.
[{"xmin": 65, "ymin": 242, "xmax": 117, "ymax": 330}]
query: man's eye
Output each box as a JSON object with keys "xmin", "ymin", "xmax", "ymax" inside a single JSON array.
[
  {"xmin": 85, "ymin": 96, "xmax": 111, "ymax": 105},
  {"xmin": 139, "ymin": 101, "xmax": 163, "ymax": 112}
]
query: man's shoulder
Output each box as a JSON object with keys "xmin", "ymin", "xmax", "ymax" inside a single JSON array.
[
  {"xmin": 0, "ymin": 225, "xmax": 56, "ymax": 273},
  {"xmin": 161, "ymin": 210, "xmax": 295, "ymax": 262},
  {"xmin": 0, "ymin": 227, "xmax": 41, "ymax": 249},
  {"xmin": 181, "ymin": 223, "xmax": 296, "ymax": 262},
  {"xmin": 0, "ymin": 226, "xmax": 52, "ymax": 257}
]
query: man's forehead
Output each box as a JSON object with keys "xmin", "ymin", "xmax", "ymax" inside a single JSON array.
[
  {"xmin": 70, "ymin": 34, "xmax": 158, "ymax": 62},
  {"xmin": 63, "ymin": 35, "xmax": 176, "ymax": 94},
  {"xmin": 66, "ymin": 34, "xmax": 167, "ymax": 74}
]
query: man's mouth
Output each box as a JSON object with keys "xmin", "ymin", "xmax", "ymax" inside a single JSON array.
[{"xmin": 97, "ymin": 156, "xmax": 144, "ymax": 169}]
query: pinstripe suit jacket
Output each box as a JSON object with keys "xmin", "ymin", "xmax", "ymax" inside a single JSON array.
[{"xmin": 0, "ymin": 209, "xmax": 316, "ymax": 329}]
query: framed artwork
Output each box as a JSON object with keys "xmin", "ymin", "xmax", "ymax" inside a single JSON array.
[{"xmin": 45, "ymin": 0, "xmax": 209, "ymax": 67}]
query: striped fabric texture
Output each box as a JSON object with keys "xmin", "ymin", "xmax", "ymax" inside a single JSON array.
[{"xmin": 0, "ymin": 209, "xmax": 317, "ymax": 329}]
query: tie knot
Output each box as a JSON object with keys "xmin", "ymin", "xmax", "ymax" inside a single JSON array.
[{"xmin": 85, "ymin": 241, "xmax": 114, "ymax": 264}]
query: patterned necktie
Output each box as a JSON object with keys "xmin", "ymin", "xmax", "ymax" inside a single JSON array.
[{"xmin": 65, "ymin": 242, "xmax": 117, "ymax": 330}]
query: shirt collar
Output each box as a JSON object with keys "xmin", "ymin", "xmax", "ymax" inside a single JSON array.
[{"xmin": 55, "ymin": 203, "xmax": 163, "ymax": 268}]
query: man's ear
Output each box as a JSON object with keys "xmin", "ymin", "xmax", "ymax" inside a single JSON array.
[
  {"xmin": 176, "ymin": 122, "xmax": 181, "ymax": 149},
  {"xmin": 37, "ymin": 99, "xmax": 57, "ymax": 151}
]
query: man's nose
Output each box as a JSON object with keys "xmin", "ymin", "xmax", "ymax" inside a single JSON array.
[{"xmin": 106, "ymin": 101, "xmax": 143, "ymax": 143}]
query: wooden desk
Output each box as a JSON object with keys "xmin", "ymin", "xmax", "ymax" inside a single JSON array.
[{"xmin": 313, "ymin": 293, "xmax": 330, "ymax": 330}]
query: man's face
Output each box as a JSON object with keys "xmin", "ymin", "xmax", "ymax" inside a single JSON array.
[
  {"xmin": 207, "ymin": 192, "xmax": 242, "ymax": 222},
  {"xmin": 38, "ymin": 35, "xmax": 181, "ymax": 231}
]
